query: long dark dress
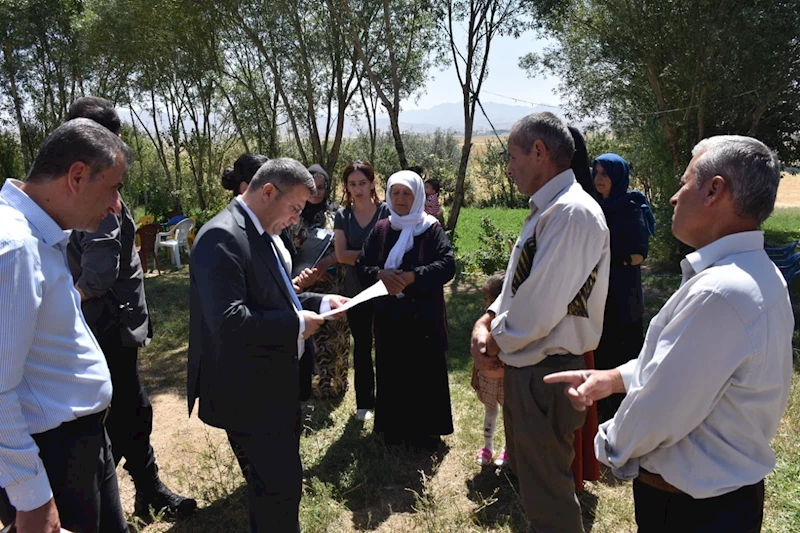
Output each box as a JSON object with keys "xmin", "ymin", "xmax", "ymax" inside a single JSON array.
[
  {"xmin": 595, "ymin": 197, "xmax": 650, "ymax": 420},
  {"xmin": 356, "ymin": 219, "xmax": 455, "ymax": 446}
]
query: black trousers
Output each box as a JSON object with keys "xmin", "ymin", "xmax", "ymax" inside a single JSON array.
[
  {"xmin": 347, "ymin": 301, "xmax": 375, "ymax": 410},
  {"xmin": 101, "ymin": 331, "xmax": 157, "ymax": 481},
  {"xmin": 0, "ymin": 413, "xmax": 128, "ymax": 533},
  {"xmin": 633, "ymin": 478, "xmax": 764, "ymax": 533},
  {"xmin": 226, "ymin": 425, "xmax": 302, "ymax": 533}
]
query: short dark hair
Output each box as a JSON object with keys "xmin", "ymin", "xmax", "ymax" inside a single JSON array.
[
  {"xmin": 405, "ymin": 165, "xmax": 425, "ymax": 178},
  {"xmin": 424, "ymin": 178, "xmax": 440, "ymax": 194},
  {"xmin": 222, "ymin": 153, "xmax": 269, "ymax": 191},
  {"xmin": 483, "ymin": 270, "xmax": 505, "ymax": 300},
  {"xmin": 249, "ymin": 158, "xmax": 315, "ymax": 195},
  {"xmin": 26, "ymin": 118, "xmax": 132, "ymax": 183},
  {"xmin": 510, "ymin": 112, "xmax": 575, "ymax": 168},
  {"xmin": 67, "ymin": 96, "xmax": 122, "ymax": 135}
]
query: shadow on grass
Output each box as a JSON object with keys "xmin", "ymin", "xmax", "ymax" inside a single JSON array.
[
  {"xmin": 465, "ymin": 468, "xmax": 599, "ymax": 532},
  {"xmin": 158, "ymin": 485, "xmax": 250, "ymax": 533},
  {"xmin": 305, "ymin": 415, "xmax": 450, "ymax": 531},
  {"xmin": 302, "ymin": 394, "xmax": 346, "ymax": 433},
  {"xmin": 139, "ymin": 270, "xmax": 191, "ymax": 397},
  {"xmin": 466, "ymin": 468, "xmax": 528, "ymax": 532}
]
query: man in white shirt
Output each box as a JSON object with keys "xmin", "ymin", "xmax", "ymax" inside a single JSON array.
[
  {"xmin": 0, "ymin": 119, "xmax": 131, "ymax": 532},
  {"xmin": 545, "ymin": 135, "xmax": 792, "ymax": 532},
  {"xmin": 471, "ymin": 112, "xmax": 610, "ymax": 533}
]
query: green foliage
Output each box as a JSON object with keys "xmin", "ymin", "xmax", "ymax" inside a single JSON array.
[
  {"xmin": 524, "ymin": 0, "xmax": 800, "ymax": 167},
  {"xmin": 473, "ymin": 138, "xmax": 527, "ymax": 208},
  {"xmin": 454, "ymin": 208, "xmax": 528, "ymax": 274},
  {"xmin": 461, "ymin": 216, "xmax": 517, "ymax": 275},
  {"xmin": 0, "ymin": 132, "xmax": 24, "ymax": 180}
]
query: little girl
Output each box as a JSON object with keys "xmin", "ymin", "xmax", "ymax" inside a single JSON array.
[
  {"xmin": 424, "ymin": 178, "xmax": 444, "ymax": 225},
  {"xmin": 472, "ymin": 270, "xmax": 507, "ymax": 466}
]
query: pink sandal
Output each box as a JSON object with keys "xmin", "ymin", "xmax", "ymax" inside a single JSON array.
[
  {"xmin": 494, "ymin": 448, "xmax": 508, "ymax": 467},
  {"xmin": 475, "ymin": 447, "xmax": 493, "ymax": 466}
]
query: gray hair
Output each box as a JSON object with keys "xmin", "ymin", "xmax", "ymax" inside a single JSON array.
[
  {"xmin": 509, "ymin": 112, "xmax": 575, "ymax": 168},
  {"xmin": 692, "ymin": 135, "xmax": 780, "ymax": 224},
  {"xmin": 249, "ymin": 157, "xmax": 316, "ymax": 195},
  {"xmin": 26, "ymin": 118, "xmax": 133, "ymax": 183}
]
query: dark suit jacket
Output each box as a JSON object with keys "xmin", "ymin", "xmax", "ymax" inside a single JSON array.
[
  {"xmin": 187, "ymin": 200, "xmax": 322, "ymax": 434},
  {"xmin": 67, "ymin": 199, "xmax": 151, "ymax": 347}
]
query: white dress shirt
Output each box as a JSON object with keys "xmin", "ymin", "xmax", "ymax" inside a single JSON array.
[
  {"xmin": 0, "ymin": 180, "xmax": 112, "ymax": 512},
  {"xmin": 596, "ymin": 231, "xmax": 794, "ymax": 498},
  {"xmin": 235, "ymin": 197, "xmax": 332, "ymax": 358},
  {"xmin": 489, "ymin": 169, "xmax": 610, "ymax": 367}
]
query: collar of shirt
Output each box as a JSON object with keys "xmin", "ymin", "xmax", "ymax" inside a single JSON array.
[
  {"xmin": 529, "ymin": 169, "xmax": 576, "ymax": 213},
  {"xmin": 235, "ymin": 195, "xmax": 266, "ymax": 236},
  {"xmin": 1, "ymin": 179, "xmax": 70, "ymax": 248},
  {"xmin": 680, "ymin": 230, "xmax": 765, "ymax": 282}
]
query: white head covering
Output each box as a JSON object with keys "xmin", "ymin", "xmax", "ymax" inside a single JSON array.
[{"xmin": 384, "ymin": 170, "xmax": 438, "ymax": 270}]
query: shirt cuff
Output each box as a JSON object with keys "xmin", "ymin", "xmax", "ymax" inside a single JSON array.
[
  {"xmin": 617, "ymin": 359, "xmax": 638, "ymax": 392},
  {"xmin": 594, "ymin": 422, "xmax": 638, "ymax": 481},
  {"xmin": 295, "ymin": 311, "xmax": 305, "ymax": 360},
  {"xmin": 4, "ymin": 468, "xmax": 53, "ymax": 512},
  {"xmin": 320, "ymin": 295, "xmax": 333, "ymax": 315}
]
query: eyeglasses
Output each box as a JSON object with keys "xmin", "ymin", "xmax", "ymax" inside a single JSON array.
[{"xmin": 272, "ymin": 184, "xmax": 304, "ymax": 215}]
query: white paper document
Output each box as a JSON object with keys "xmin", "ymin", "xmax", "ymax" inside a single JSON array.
[{"xmin": 319, "ymin": 280, "xmax": 389, "ymax": 319}]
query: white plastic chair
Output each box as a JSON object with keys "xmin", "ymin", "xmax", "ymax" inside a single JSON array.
[{"xmin": 155, "ymin": 217, "xmax": 195, "ymax": 268}]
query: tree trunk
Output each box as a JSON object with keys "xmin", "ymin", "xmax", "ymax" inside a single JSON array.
[
  {"xmin": 447, "ymin": 116, "xmax": 473, "ymax": 231},
  {"xmin": 1, "ymin": 39, "xmax": 32, "ymax": 172}
]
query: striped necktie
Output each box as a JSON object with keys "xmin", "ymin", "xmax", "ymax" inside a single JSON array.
[{"xmin": 511, "ymin": 235, "xmax": 537, "ymax": 296}]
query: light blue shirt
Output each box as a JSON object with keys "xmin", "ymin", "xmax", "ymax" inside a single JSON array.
[
  {"xmin": 0, "ymin": 180, "xmax": 112, "ymax": 512},
  {"xmin": 596, "ymin": 231, "xmax": 794, "ymax": 498}
]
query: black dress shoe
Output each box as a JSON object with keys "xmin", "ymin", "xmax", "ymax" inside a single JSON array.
[{"xmin": 134, "ymin": 478, "xmax": 197, "ymax": 521}]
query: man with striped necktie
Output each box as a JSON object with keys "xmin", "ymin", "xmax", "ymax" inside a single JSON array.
[{"xmin": 471, "ymin": 112, "xmax": 610, "ymax": 533}]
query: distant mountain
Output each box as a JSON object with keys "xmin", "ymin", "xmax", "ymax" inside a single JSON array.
[{"xmin": 364, "ymin": 101, "xmax": 568, "ymax": 135}]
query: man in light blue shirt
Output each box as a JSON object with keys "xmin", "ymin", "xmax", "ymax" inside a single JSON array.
[
  {"xmin": 546, "ymin": 136, "xmax": 793, "ymax": 532},
  {"xmin": 0, "ymin": 119, "xmax": 132, "ymax": 533}
]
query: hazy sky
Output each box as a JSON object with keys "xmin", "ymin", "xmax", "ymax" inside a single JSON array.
[{"xmin": 401, "ymin": 31, "xmax": 563, "ymax": 111}]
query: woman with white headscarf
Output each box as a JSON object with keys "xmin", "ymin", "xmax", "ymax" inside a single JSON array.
[{"xmin": 356, "ymin": 170, "xmax": 455, "ymax": 450}]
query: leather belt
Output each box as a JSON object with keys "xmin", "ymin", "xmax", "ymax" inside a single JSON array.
[{"xmin": 638, "ymin": 468, "xmax": 685, "ymax": 494}]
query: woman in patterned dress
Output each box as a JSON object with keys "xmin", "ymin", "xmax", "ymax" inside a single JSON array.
[{"xmin": 291, "ymin": 164, "xmax": 351, "ymax": 400}]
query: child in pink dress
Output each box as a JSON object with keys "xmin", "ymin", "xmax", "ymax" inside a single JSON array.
[{"xmin": 472, "ymin": 271, "xmax": 507, "ymax": 466}]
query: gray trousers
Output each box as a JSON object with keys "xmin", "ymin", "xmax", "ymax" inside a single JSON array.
[{"xmin": 504, "ymin": 355, "xmax": 587, "ymax": 533}]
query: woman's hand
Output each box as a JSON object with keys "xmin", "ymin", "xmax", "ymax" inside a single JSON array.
[
  {"xmin": 377, "ymin": 269, "xmax": 407, "ymax": 295},
  {"xmin": 293, "ymin": 268, "xmax": 319, "ymax": 292},
  {"xmin": 399, "ymin": 271, "xmax": 415, "ymax": 286},
  {"xmin": 316, "ymin": 253, "xmax": 337, "ymax": 271}
]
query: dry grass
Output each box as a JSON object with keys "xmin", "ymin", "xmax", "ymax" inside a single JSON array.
[{"xmin": 116, "ymin": 262, "xmax": 799, "ymax": 532}]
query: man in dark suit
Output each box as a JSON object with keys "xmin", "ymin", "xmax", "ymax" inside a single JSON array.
[
  {"xmin": 65, "ymin": 96, "xmax": 196, "ymax": 520},
  {"xmin": 188, "ymin": 158, "xmax": 347, "ymax": 533}
]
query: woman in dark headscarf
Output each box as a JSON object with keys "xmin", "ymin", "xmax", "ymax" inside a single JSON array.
[
  {"xmin": 289, "ymin": 164, "xmax": 350, "ymax": 400},
  {"xmin": 592, "ymin": 153, "xmax": 653, "ymax": 420}
]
